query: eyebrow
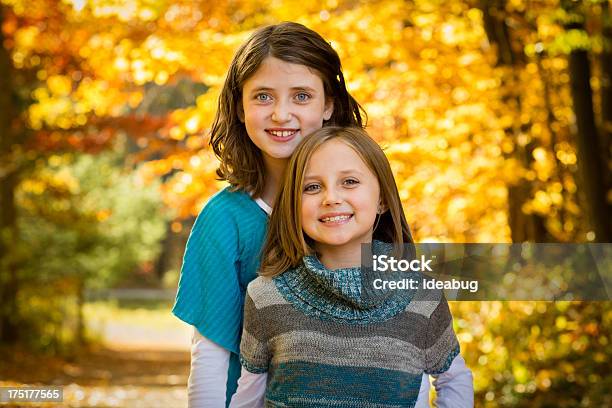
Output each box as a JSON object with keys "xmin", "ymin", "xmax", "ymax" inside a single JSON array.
[
  {"xmin": 249, "ymin": 86, "xmax": 318, "ymax": 94},
  {"xmin": 303, "ymin": 169, "xmax": 365, "ymax": 181}
]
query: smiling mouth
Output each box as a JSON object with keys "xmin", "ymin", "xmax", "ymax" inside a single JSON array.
[
  {"xmin": 266, "ymin": 129, "xmax": 299, "ymax": 139},
  {"xmin": 320, "ymin": 214, "xmax": 353, "ymax": 223}
]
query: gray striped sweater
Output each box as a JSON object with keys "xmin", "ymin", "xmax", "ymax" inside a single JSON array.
[{"xmin": 240, "ymin": 247, "xmax": 460, "ymax": 407}]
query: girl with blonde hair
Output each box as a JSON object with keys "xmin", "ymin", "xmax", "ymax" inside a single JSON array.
[{"xmin": 232, "ymin": 127, "xmax": 474, "ymax": 407}]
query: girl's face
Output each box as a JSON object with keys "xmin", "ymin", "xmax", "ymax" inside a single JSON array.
[
  {"xmin": 301, "ymin": 139, "xmax": 381, "ymax": 255},
  {"xmin": 241, "ymin": 57, "xmax": 333, "ymax": 168}
]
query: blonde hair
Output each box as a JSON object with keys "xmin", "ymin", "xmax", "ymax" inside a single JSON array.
[{"xmin": 260, "ymin": 126, "xmax": 413, "ymax": 277}]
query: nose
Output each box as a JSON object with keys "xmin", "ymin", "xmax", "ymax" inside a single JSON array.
[
  {"xmin": 271, "ymin": 100, "xmax": 291, "ymax": 123},
  {"xmin": 322, "ymin": 186, "xmax": 342, "ymax": 206}
]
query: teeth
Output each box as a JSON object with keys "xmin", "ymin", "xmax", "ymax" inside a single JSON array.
[
  {"xmin": 321, "ymin": 215, "xmax": 351, "ymax": 222},
  {"xmin": 268, "ymin": 130, "xmax": 296, "ymax": 138}
]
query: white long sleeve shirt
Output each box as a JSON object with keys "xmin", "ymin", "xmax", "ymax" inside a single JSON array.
[{"xmin": 188, "ymin": 330, "xmax": 230, "ymax": 407}]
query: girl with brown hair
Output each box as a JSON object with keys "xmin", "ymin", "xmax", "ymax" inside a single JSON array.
[{"xmin": 172, "ymin": 22, "xmax": 366, "ymax": 407}]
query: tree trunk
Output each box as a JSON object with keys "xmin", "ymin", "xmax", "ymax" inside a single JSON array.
[
  {"xmin": 75, "ymin": 277, "xmax": 85, "ymax": 347},
  {"xmin": 567, "ymin": 48, "xmax": 611, "ymax": 241},
  {"xmin": 0, "ymin": 4, "xmax": 21, "ymax": 344},
  {"xmin": 600, "ymin": 2, "xmax": 612, "ymax": 197},
  {"xmin": 154, "ymin": 222, "xmax": 172, "ymax": 280},
  {"xmin": 562, "ymin": 1, "xmax": 612, "ymax": 242}
]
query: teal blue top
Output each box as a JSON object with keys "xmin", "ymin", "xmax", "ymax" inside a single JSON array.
[{"xmin": 172, "ymin": 187, "xmax": 268, "ymax": 405}]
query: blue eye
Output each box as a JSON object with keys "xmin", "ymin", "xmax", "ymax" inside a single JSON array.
[
  {"xmin": 255, "ymin": 93, "xmax": 271, "ymax": 102},
  {"xmin": 295, "ymin": 92, "xmax": 311, "ymax": 102}
]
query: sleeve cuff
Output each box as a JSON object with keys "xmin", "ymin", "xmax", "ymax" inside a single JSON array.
[
  {"xmin": 239, "ymin": 354, "xmax": 269, "ymax": 374},
  {"xmin": 427, "ymin": 344, "xmax": 460, "ymax": 375}
]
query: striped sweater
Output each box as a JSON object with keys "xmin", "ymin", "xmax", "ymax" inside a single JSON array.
[{"xmin": 240, "ymin": 246, "xmax": 460, "ymax": 407}]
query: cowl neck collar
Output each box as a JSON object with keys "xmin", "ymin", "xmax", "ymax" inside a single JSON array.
[{"xmin": 273, "ymin": 241, "xmax": 414, "ymax": 324}]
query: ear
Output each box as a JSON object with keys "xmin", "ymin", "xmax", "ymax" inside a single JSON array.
[
  {"xmin": 377, "ymin": 200, "xmax": 387, "ymax": 214},
  {"xmin": 323, "ymin": 97, "xmax": 334, "ymax": 121}
]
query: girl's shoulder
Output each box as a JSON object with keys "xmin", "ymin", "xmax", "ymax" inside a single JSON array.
[
  {"xmin": 198, "ymin": 186, "xmax": 266, "ymax": 221},
  {"xmin": 204, "ymin": 186, "xmax": 254, "ymax": 210},
  {"xmin": 402, "ymin": 286, "xmax": 447, "ymax": 320},
  {"xmin": 246, "ymin": 276, "xmax": 291, "ymax": 309},
  {"xmin": 186, "ymin": 186, "xmax": 267, "ymax": 250}
]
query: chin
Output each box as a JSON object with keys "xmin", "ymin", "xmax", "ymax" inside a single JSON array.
[
  {"xmin": 268, "ymin": 150, "xmax": 295, "ymax": 160},
  {"xmin": 318, "ymin": 237, "xmax": 353, "ymax": 247}
]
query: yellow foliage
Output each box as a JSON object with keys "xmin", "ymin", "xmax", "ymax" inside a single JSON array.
[{"xmin": 6, "ymin": 0, "xmax": 600, "ymax": 244}]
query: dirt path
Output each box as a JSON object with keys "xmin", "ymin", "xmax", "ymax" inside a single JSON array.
[
  {"xmin": 0, "ymin": 307, "xmax": 193, "ymax": 407},
  {"xmin": 1, "ymin": 345, "xmax": 190, "ymax": 407}
]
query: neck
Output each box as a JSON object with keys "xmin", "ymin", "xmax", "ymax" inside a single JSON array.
[
  {"xmin": 260, "ymin": 156, "xmax": 288, "ymax": 206},
  {"xmin": 315, "ymin": 240, "xmax": 370, "ymax": 270}
]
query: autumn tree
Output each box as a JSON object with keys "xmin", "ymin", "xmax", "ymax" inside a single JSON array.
[
  {"xmin": 0, "ymin": 0, "xmax": 609, "ymax": 403},
  {"xmin": 561, "ymin": 0, "xmax": 610, "ymax": 241},
  {"xmin": 1, "ymin": 3, "xmax": 24, "ymax": 343}
]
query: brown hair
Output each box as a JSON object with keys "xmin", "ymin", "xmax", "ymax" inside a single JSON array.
[
  {"xmin": 209, "ymin": 22, "xmax": 366, "ymax": 196},
  {"xmin": 260, "ymin": 126, "xmax": 413, "ymax": 277}
]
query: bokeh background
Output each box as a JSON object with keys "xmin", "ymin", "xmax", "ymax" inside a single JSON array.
[{"xmin": 0, "ymin": 0, "xmax": 610, "ymax": 407}]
